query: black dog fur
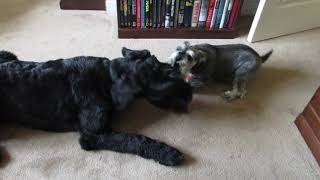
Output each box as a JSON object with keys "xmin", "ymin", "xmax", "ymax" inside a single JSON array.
[{"xmin": 0, "ymin": 49, "xmax": 193, "ymax": 166}]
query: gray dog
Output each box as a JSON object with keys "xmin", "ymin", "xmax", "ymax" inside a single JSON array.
[{"xmin": 168, "ymin": 42, "xmax": 273, "ymax": 101}]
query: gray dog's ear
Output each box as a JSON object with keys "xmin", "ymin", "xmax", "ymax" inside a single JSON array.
[
  {"xmin": 176, "ymin": 46, "xmax": 183, "ymax": 52},
  {"xmin": 183, "ymin": 41, "xmax": 190, "ymax": 48},
  {"xmin": 176, "ymin": 41, "xmax": 190, "ymax": 52}
]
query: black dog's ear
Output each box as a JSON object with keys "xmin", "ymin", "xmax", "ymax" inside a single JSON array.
[{"xmin": 121, "ymin": 47, "xmax": 151, "ymax": 60}]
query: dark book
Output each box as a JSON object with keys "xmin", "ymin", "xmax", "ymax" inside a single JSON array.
[
  {"xmin": 124, "ymin": 0, "xmax": 129, "ymax": 26},
  {"xmin": 183, "ymin": 0, "xmax": 194, "ymax": 27},
  {"xmin": 174, "ymin": 0, "xmax": 180, "ymax": 27},
  {"xmin": 141, "ymin": 0, "xmax": 146, "ymax": 27},
  {"xmin": 119, "ymin": 0, "xmax": 125, "ymax": 27},
  {"xmin": 127, "ymin": 0, "xmax": 132, "ymax": 27},
  {"xmin": 149, "ymin": 0, "xmax": 153, "ymax": 27},
  {"xmin": 170, "ymin": 0, "xmax": 176, "ymax": 27},
  {"xmin": 153, "ymin": 0, "xmax": 157, "ymax": 27},
  {"xmin": 157, "ymin": 0, "xmax": 162, "ymax": 27},
  {"xmin": 165, "ymin": 0, "xmax": 172, "ymax": 28},
  {"xmin": 215, "ymin": 0, "xmax": 225, "ymax": 28},
  {"xmin": 178, "ymin": 0, "xmax": 185, "ymax": 27},
  {"xmin": 145, "ymin": 0, "xmax": 150, "ymax": 27},
  {"xmin": 161, "ymin": 0, "xmax": 167, "ymax": 27},
  {"xmin": 132, "ymin": 0, "xmax": 137, "ymax": 27}
]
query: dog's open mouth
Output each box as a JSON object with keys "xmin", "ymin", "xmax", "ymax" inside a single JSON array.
[{"xmin": 185, "ymin": 73, "xmax": 193, "ymax": 82}]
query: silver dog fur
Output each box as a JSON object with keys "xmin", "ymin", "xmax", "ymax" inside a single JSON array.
[{"xmin": 167, "ymin": 41, "xmax": 273, "ymax": 101}]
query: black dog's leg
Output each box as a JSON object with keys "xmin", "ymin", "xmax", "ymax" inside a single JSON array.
[
  {"xmin": 77, "ymin": 98, "xmax": 184, "ymax": 166},
  {"xmin": 79, "ymin": 131, "xmax": 184, "ymax": 166}
]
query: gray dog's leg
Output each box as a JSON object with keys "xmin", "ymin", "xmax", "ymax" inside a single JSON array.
[{"xmin": 223, "ymin": 63, "xmax": 253, "ymax": 101}]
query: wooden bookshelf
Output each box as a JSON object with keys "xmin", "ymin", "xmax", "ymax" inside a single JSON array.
[
  {"xmin": 117, "ymin": 0, "xmax": 243, "ymax": 39},
  {"xmin": 118, "ymin": 27, "xmax": 237, "ymax": 39}
]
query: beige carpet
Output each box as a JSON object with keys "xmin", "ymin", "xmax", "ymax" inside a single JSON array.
[{"xmin": 1, "ymin": 0, "xmax": 320, "ymax": 179}]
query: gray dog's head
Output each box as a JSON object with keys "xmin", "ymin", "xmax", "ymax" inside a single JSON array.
[{"xmin": 168, "ymin": 41, "xmax": 207, "ymax": 86}]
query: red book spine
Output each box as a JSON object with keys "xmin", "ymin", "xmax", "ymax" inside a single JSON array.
[
  {"xmin": 191, "ymin": 0, "xmax": 202, "ymax": 27},
  {"xmin": 137, "ymin": 0, "xmax": 141, "ymax": 28},
  {"xmin": 205, "ymin": 0, "xmax": 215, "ymax": 28},
  {"xmin": 226, "ymin": 0, "xmax": 239, "ymax": 29}
]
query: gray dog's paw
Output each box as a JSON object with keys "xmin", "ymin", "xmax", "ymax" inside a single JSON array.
[
  {"xmin": 222, "ymin": 90, "xmax": 246, "ymax": 101},
  {"xmin": 222, "ymin": 91, "xmax": 237, "ymax": 101}
]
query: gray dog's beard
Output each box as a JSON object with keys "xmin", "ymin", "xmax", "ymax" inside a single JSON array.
[{"xmin": 167, "ymin": 49, "xmax": 199, "ymax": 80}]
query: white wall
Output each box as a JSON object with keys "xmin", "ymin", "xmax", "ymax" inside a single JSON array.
[{"xmin": 241, "ymin": 0, "xmax": 259, "ymax": 15}]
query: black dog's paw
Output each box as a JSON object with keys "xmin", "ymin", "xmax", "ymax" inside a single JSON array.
[
  {"xmin": 159, "ymin": 148, "xmax": 184, "ymax": 166},
  {"xmin": 79, "ymin": 135, "xmax": 97, "ymax": 151}
]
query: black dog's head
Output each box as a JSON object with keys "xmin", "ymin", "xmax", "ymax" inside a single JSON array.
[{"xmin": 109, "ymin": 47, "xmax": 193, "ymax": 112}]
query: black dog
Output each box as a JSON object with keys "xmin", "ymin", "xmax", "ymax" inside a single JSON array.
[{"xmin": 0, "ymin": 48, "xmax": 192, "ymax": 166}]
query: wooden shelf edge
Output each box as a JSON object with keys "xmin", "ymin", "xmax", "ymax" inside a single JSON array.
[
  {"xmin": 118, "ymin": 28, "xmax": 238, "ymax": 39},
  {"xmin": 60, "ymin": 0, "xmax": 106, "ymax": 11}
]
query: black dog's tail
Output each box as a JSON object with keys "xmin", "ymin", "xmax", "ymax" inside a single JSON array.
[
  {"xmin": 261, "ymin": 49, "xmax": 273, "ymax": 63},
  {"xmin": 0, "ymin": 51, "xmax": 18, "ymax": 61}
]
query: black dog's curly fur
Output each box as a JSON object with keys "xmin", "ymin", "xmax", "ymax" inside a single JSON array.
[{"xmin": 0, "ymin": 48, "xmax": 192, "ymax": 166}]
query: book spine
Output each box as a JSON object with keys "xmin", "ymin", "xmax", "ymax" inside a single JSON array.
[
  {"xmin": 170, "ymin": 0, "xmax": 176, "ymax": 27},
  {"xmin": 224, "ymin": 0, "xmax": 232, "ymax": 27},
  {"xmin": 226, "ymin": 0, "xmax": 239, "ymax": 29},
  {"xmin": 132, "ymin": 0, "xmax": 137, "ymax": 27},
  {"xmin": 145, "ymin": 0, "xmax": 150, "ymax": 27},
  {"xmin": 119, "ymin": 0, "xmax": 124, "ymax": 27},
  {"xmin": 149, "ymin": 0, "xmax": 153, "ymax": 27},
  {"xmin": 153, "ymin": 0, "xmax": 157, "ymax": 27},
  {"xmin": 231, "ymin": 0, "xmax": 242, "ymax": 28},
  {"xmin": 178, "ymin": 0, "xmax": 185, "ymax": 27},
  {"xmin": 124, "ymin": 0, "xmax": 128, "ymax": 26},
  {"xmin": 191, "ymin": 0, "xmax": 201, "ymax": 28},
  {"xmin": 157, "ymin": 0, "xmax": 162, "ymax": 27},
  {"xmin": 183, "ymin": 0, "xmax": 194, "ymax": 27},
  {"xmin": 219, "ymin": 0, "xmax": 229, "ymax": 29},
  {"xmin": 165, "ymin": 0, "xmax": 172, "ymax": 28},
  {"xmin": 141, "ymin": 0, "xmax": 146, "ymax": 27},
  {"xmin": 174, "ymin": 0, "xmax": 180, "ymax": 27},
  {"xmin": 215, "ymin": 0, "xmax": 225, "ymax": 28},
  {"xmin": 198, "ymin": 0, "xmax": 209, "ymax": 27},
  {"xmin": 137, "ymin": 0, "xmax": 141, "ymax": 28},
  {"xmin": 128, "ymin": 0, "xmax": 132, "ymax": 27},
  {"xmin": 161, "ymin": 0, "xmax": 167, "ymax": 27},
  {"xmin": 205, "ymin": 0, "xmax": 215, "ymax": 28},
  {"xmin": 209, "ymin": 0, "xmax": 219, "ymax": 29}
]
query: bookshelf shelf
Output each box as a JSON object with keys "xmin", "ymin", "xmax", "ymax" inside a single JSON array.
[
  {"xmin": 118, "ymin": 27, "xmax": 237, "ymax": 39},
  {"xmin": 116, "ymin": 0, "xmax": 243, "ymax": 39}
]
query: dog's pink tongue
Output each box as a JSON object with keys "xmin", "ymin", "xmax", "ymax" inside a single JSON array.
[{"xmin": 185, "ymin": 73, "xmax": 193, "ymax": 82}]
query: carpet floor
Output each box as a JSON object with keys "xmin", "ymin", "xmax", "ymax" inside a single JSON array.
[{"xmin": 0, "ymin": 0, "xmax": 320, "ymax": 179}]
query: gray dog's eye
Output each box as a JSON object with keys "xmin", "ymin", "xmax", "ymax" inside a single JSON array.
[{"xmin": 187, "ymin": 55, "xmax": 192, "ymax": 62}]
